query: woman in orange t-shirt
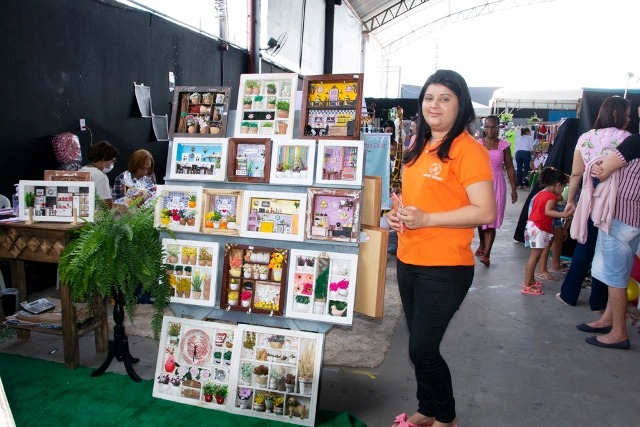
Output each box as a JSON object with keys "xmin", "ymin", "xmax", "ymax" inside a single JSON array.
[{"xmin": 387, "ymin": 70, "xmax": 495, "ymax": 427}]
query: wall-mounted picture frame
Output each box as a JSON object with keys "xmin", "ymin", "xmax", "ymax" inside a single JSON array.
[
  {"xmin": 305, "ymin": 188, "xmax": 361, "ymax": 243},
  {"xmin": 298, "ymin": 73, "xmax": 364, "ymax": 140},
  {"xmin": 315, "ymin": 140, "xmax": 365, "ymax": 186},
  {"xmin": 234, "ymin": 73, "xmax": 298, "ymax": 139},
  {"xmin": 268, "ymin": 139, "xmax": 316, "ymax": 186},
  {"xmin": 239, "ymin": 190, "xmax": 307, "ymax": 242},
  {"xmin": 200, "ymin": 189, "xmax": 243, "ymax": 236},
  {"xmin": 168, "ymin": 138, "xmax": 228, "ymax": 182},
  {"xmin": 154, "ymin": 185, "xmax": 203, "ymax": 233},
  {"xmin": 169, "ymin": 86, "xmax": 231, "ymax": 138},
  {"xmin": 226, "ymin": 138, "xmax": 272, "ymax": 183},
  {"xmin": 18, "ymin": 180, "xmax": 95, "ymax": 222},
  {"xmin": 285, "ymin": 249, "xmax": 359, "ymax": 325},
  {"xmin": 162, "ymin": 239, "xmax": 219, "ymax": 307},
  {"xmin": 220, "ymin": 243, "xmax": 288, "ymax": 316}
]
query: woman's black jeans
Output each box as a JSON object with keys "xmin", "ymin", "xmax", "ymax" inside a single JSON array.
[
  {"xmin": 397, "ymin": 260, "xmax": 474, "ymax": 424},
  {"xmin": 515, "ymin": 150, "xmax": 532, "ymax": 186}
]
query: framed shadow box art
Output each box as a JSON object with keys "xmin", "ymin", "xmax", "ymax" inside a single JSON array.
[
  {"xmin": 18, "ymin": 180, "xmax": 95, "ymax": 223},
  {"xmin": 154, "ymin": 185, "xmax": 203, "ymax": 233},
  {"xmin": 285, "ymin": 249, "xmax": 359, "ymax": 325},
  {"xmin": 268, "ymin": 139, "xmax": 316, "ymax": 186},
  {"xmin": 298, "ymin": 73, "xmax": 364, "ymax": 140},
  {"xmin": 169, "ymin": 86, "xmax": 231, "ymax": 138},
  {"xmin": 305, "ymin": 188, "xmax": 361, "ymax": 243},
  {"xmin": 315, "ymin": 140, "xmax": 364, "ymax": 186},
  {"xmin": 200, "ymin": 189, "xmax": 243, "ymax": 236},
  {"xmin": 168, "ymin": 138, "xmax": 228, "ymax": 182},
  {"xmin": 227, "ymin": 138, "xmax": 272, "ymax": 183},
  {"xmin": 235, "ymin": 73, "xmax": 298, "ymax": 139},
  {"xmin": 239, "ymin": 190, "xmax": 307, "ymax": 242},
  {"xmin": 220, "ymin": 244, "xmax": 288, "ymax": 316},
  {"xmin": 163, "ymin": 239, "xmax": 219, "ymax": 307}
]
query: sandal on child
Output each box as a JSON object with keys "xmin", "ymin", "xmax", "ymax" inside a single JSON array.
[
  {"xmin": 531, "ymin": 281, "xmax": 544, "ymax": 288},
  {"xmin": 521, "ymin": 284, "xmax": 544, "ymax": 295}
]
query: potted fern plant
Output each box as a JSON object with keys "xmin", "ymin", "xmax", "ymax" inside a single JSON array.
[{"xmin": 57, "ymin": 201, "xmax": 171, "ymax": 381}]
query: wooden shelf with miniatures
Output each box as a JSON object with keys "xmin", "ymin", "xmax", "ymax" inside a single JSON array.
[
  {"xmin": 220, "ymin": 244, "xmax": 288, "ymax": 316},
  {"xmin": 169, "ymin": 86, "xmax": 231, "ymax": 138},
  {"xmin": 298, "ymin": 73, "xmax": 364, "ymax": 140}
]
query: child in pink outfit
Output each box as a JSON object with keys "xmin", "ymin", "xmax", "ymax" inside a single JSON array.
[{"xmin": 522, "ymin": 168, "xmax": 574, "ymax": 295}]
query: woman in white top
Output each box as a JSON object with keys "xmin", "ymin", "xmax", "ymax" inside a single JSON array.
[
  {"xmin": 79, "ymin": 140, "xmax": 120, "ymax": 208},
  {"xmin": 514, "ymin": 127, "xmax": 535, "ymax": 188}
]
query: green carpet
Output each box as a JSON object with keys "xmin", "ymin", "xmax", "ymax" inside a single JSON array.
[{"xmin": 0, "ymin": 353, "xmax": 366, "ymax": 427}]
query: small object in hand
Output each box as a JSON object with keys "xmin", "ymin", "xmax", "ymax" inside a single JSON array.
[{"xmin": 392, "ymin": 192, "xmax": 404, "ymax": 234}]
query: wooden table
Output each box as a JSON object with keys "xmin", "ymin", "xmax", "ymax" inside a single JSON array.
[{"xmin": 0, "ymin": 221, "xmax": 108, "ymax": 369}]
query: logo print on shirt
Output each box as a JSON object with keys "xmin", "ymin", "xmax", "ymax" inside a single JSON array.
[{"xmin": 423, "ymin": 162, "xmax": 443, "ymax": 181}]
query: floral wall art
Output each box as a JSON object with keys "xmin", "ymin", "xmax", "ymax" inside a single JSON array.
[
  {"xmin": 200, "ymin": 189, "xmax": 243, "ymax": 236},
  {"xmin": 154, "ymin": 185, "xmax": 203, "ymax": 233}
]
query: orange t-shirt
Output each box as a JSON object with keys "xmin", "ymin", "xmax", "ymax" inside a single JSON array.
[{"xmin": 397, "ymin": 131, "xmax": 493, "ymax": 266}]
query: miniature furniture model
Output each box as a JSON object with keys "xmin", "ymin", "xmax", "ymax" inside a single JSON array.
[{"xmin": 0, "ymin": 221, "xmax": 108, "ymax": 369}]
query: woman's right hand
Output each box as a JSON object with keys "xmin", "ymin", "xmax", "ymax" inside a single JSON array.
[{"xmin": 386, "ymin": 204, "xmax": 402, "ymax": 233}]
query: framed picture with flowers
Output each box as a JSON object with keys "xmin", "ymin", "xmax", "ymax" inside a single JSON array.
[
  {"xmin": 226, "ymin": 138, "xmax": 272, "ymax": 183},
  {"xmin": 268, "ymin": 139, "xmax": 316, "ymax": 186},
  {"xmin": 154, "ymin": 185, "xmax": 203, "ymax": 233},
  {"xmin": 239, "ymin": 190, "xmax": 307, "ymax": 242},
  {"xmin": 219, "ymin": 243, "xmax": 288, "ymax": 316},
  {"xmin": 285, "ymin": 249, "xmax": 359, "ymax": 325},
  {"xmin": 234, "ymin": 73, "xmax": 298, "ymax": 139},
  {"xmin": 162, "ymin": 238, "xmax": 219, "ymax": 307},
  {"xmin": 305, "ymin": 187, "xmax": 361, "ymax": 243},
  {"xmin": 169, "ymin": 86, "xmax": 231, "ymax": 138},
  {"xmin": 314, "ymin": 140, "xmax": 365, "ymax": 186},
  {"xmin": 168, "ymin": 138, "xmax": 228, "ymax": 182},
  {"xmin": 200, "ymin": 189, "xmax": 243, "ymax": 236}
]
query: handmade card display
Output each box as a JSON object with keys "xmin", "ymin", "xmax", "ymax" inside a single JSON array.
[
  {"xmin": 168, "ymin": 138, "xmax": 228, "ymax": 181},
  {"xmin": 285, "ymin": 249, "xmax": 359, "ymax": 325},
  {"xmin": 298, "ymin": 73, "xmax": 364, "ymax": 140},
  {"xmin": 239, "ymin": 190, "xmax": 307, "ymax": 242},
  {"xmin": 154, "ymin": 317, "xmax": 323, "ymax": 425},
  {"xmin": 18, "ymin": 180, "xmax": 95, "ymax": 223},
  {"xmin": 169, "ymin": 86, "xmax": 231, "ymax": 137},
  {"xmin": 268, "ymin": 139, "xmax": 316, "ymax": 186},
  {"xmin": 305, "ymin": 188, "xmax": 361, "ymax": 243},
  {"xmin": 163, "ymin": 239, "xmax": 219, "ymax": 307},
  {"xmin": 226, "ymin": 138, "xmax": 272, "ymax": 183},
  {"xmin": 235, "ymin": 73, "xmax": 298, "ymax": 138},
  {"xmin": 200, "ymin": 189, "xmax": 243, "ymax": 235},
  {"xmin": 220, "ymin": 243, "xmax": 288, "ymax": 316},
  {"xmin": 315, "ymin": 140, "xmax": 364, "ymax": 186},
  {"xmin": 154, "ymin": 185, "xmax": 203, "ymax": 233}
]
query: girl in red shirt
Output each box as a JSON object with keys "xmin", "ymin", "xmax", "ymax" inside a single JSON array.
[{"xmin": 523, "ymin": 168, "xmax": 573, "ymax": 295}]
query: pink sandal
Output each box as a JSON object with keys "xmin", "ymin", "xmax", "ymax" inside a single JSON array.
[
  {"xmin": 521, "ymin": 284, "xmax": 544, "ymax": 295},
  {"xmin": 393, "ymin": 413, "xmax": 421, "ymax": 427}
]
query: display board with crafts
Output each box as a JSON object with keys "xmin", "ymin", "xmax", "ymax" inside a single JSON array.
[
  {"xmin": 18, "ymin": 180, "xmax": 95, "ymax": 223},
  {"xmin": 153, "ymin": 317, "xmax": 324, "ymax": 426},
  {"xmin": 169, "ymin": 86, "xmax": 231, "ymax": 137}
]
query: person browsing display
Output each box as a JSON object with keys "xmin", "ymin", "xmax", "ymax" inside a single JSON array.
[
  {"xmin": 386, "ymin": 69, "xmax": 495, "ymax": 427},
  {"xmin": 79, "ymin": 140, "xmax": 119, "ymax": 208},
  {"xmin": 112, "ymin": 149, "xmax": 157, "ymax": 207}
]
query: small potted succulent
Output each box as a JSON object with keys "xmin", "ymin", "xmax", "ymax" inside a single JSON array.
[
  {"xmin": 261, "ymin": 122, "xmax": 274, "ymax": 134},
  {"xmin": 211, "ymin": 211, "xmax": 222, "ymax": 228},
  {"xmin": 184, "ymin": 265, "xmax": 192, "ymax": 276},
  {"xmin": 267, "ymin": 96, "xmax": 276, "ymax": 109},
  {"xmin": 212, "ymin": 383, "xmax": 228, "ymax": 404},
  {"xmin": 266, "ymin": 82, "xmax": 277, "ymax": 94},
  {"xmin": 223, "ymin": 350, "xmax": 232, "ymax": 365},
  {"xmin": 243, "ymin": 97, "xmax": 253, "ymax": 109},
  {"xmin": 248, "ymin": 122, "xmax": 259, "ymax": 134},
  {"xmin": 241, "ymin": 121, "xmax": 250, "ymax": 134},
  {"xmin": 226, "ymin": 214, "xmax": 237, "ymax": 230},
  {"xmin": 276, "ymin": 100, "xmax": 290, "ymax": 118},
  {"xmin": 202, "ymin": 381, "xmax": 215, "ymax": 402}
]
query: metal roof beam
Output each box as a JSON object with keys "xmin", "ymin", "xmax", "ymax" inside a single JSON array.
[{"xmin": 363, "ymin": 0, "xmax": 432, "ymax": 33}]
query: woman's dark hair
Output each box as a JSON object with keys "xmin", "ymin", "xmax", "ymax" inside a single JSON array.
[
  {"xmin": 86, "ymin": 140, "xmax": 119, "ymax": 163},
  {"xmin": 593, "ymin": 96, "xmax": 630, "ymax": 130},
  {"xmin": 404, "ymin": 69, "xmax": 475, "ymax": 165},
  {"xmin": 539, "ymin": 167, "xmax": 568, "ymax": 186},
  {"xmin": 382, "ymin": 119, "xmax": 396, "ymax": 142},
  {"xmin": 127, "ymin": 149, "xmax": 154, "ymax": 176},
  {"xmin": 521, "ymin": 127, "xmax": 531, "ymax": 136}
]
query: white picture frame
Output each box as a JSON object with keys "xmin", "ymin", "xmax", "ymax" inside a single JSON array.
[
  {"xmin": 314, "ymin": 140, "xmax": 365, "ymax": 186},
  {"xmin": 284, "ymin": 249, "xmax": 359, "ymax": 325},
  {"xmin": 168, "ymin": 138, "xmax": 228, "ymax": 181},
  {"xmin": 239, "ymin": 190, "xmax": 307, "ymax": 242},
  {"xmin": 268, "ymin": 139, "xmax": 316, "ymax": 186},
  {"xmin": 305, "ymin": 187, "xmax": 361, "ymax": 243},
  {"xmin": 18, "ymin": 180, "xmax": 95, "ymax": 222},
  {"xmin": 154, "ymin": 185, "xmax": 203, "ymax": 234}
]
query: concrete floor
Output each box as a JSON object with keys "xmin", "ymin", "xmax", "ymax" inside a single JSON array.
[{"xmin": 2, "ymin": 191, "xmax": 639, "ymax": 426}]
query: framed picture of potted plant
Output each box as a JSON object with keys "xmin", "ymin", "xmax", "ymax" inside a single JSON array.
[
  {"xmin": 298, "ymin": 73, "xmax": 364, "ymax": 140},
  {"xmin": 239, "ymin": 190, "xmax": 307, "ymax": 242},
  {"xmin": 162, "ymin": 238, "xmax": 219, "ymax": 307},
  {"xmin": 18, "ymin": 180, "xmax": 95, "ymax": 223},
  {"xmin": 220, "ymin": 243, "xmax": 288, "ymax": 316},
  {"xmin": 168, "ymin": 138, "xmax": 228, "ymax": 182},
  {"xmin": 200, "ymin": 189, "xmax": 243, "ymax": 235},
  {"xmin": 154, "ymin": 185, "xmax": 203, "ymax": 233},
  {"xmin": 285, "ymin": 249, "xmax": 359, "ymax": 325},
  {"xmin": 234, "ymin": 73, "xmax": 298, "ymax": 139},
  {"xmin": 305, "ymin": 188, "xmax": 361, "ymax": 243},
  {"xmin": 314, "ymin": 140, "xmax": 365, "ymax": 186},
  {"xmin": 169, "ymin": 86, "xmax": 231, "ymax": 138},
  {"xmin": 268, "ymin": 139, "xmax": 316, "ymax": 186},
  {"xmin": 226, "ymin": 138, "xmax": 272, "ymax": 183}
]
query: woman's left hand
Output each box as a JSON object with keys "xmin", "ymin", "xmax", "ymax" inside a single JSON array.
[
  {"xmin": 396, "ymin": 205, "xmax": 428, "ymax": 229},
  {"xmin": 511, "ymin": 189, "xmax": 518, "ymax": 204}
]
